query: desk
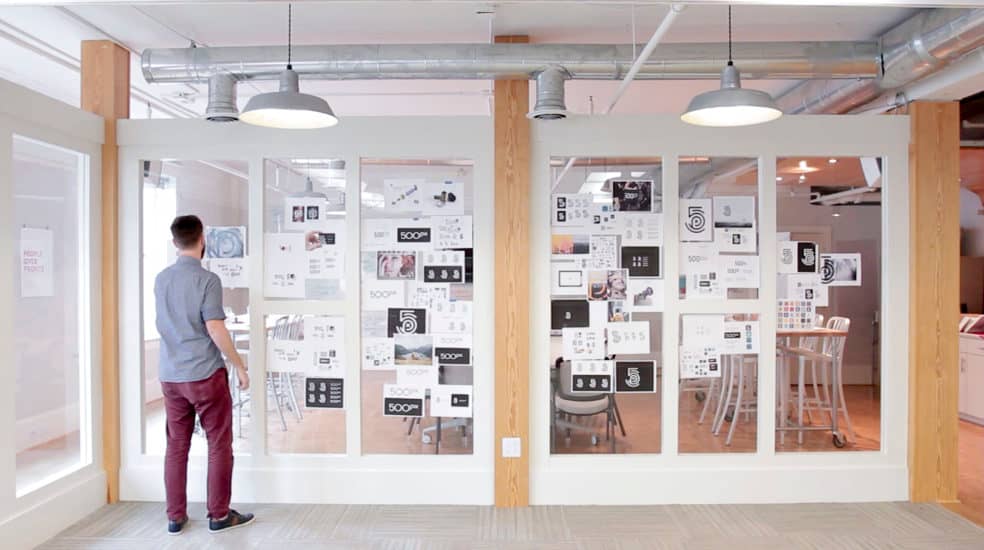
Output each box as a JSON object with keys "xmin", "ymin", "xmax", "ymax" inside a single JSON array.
[{"xmin": 777, "ymin": 328, "xmax": 849, "ymax": 448}]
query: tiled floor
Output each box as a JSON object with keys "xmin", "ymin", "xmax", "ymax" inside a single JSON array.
[{"xmin": 39, "ymin": 501, "xmax": 984, "ymax": 549}]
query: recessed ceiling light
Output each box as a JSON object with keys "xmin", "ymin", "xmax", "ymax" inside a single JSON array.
[
  {"xmin": 829, "ymin": 158, "xmax": 838, "ymax": 164},
  {"xmin": 776, "ymin": 176, "xmax": 783, "ymax": 182},
  {"xmin": 832, "ymin": 211, "xmax": 841, "ymax": 217},
  {"xmin": 799, "ymin": 174, "xmax": 806, "ymax": 183}
]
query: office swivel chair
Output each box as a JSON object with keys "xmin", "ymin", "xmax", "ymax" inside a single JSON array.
[{"xmin": 551, "ymin": 360, "xmax": 618, "ymax": 453}]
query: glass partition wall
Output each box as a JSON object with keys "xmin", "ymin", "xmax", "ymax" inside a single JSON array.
[{"xmin": 549, "ymin": 157, "xmax": 664, "ymax": 454}]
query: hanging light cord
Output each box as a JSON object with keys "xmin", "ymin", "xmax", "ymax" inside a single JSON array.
[
  {"xmin": 727, "ymin": 5, "xmax": 733, "ymax": 66},
  {"xmin": 287, "ymin": 4, "xmax": 293, "ymax": 70}
]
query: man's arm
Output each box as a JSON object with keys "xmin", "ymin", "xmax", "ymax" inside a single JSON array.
[{"xmin": 206, "ymin": 320, "xmax": 249, "ymax": 390}]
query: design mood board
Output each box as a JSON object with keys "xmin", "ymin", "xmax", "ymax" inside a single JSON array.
[{"xmin": 361, "ymin": 178, "xmax": 474, "ymax": 419}]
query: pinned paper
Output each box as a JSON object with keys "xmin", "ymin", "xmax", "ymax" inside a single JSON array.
[
  {"xmin": 680, "ymin": 345, "xmax": 722, "ymax": 379},
  {"xmin": 422, "ymin": 181, "xmax": 465, "ymax": 215},
  {"xmin": 431, "ymin": 215, "xmax": 472, "ymax": 249},
  {"xmin": 562, "ymin": 327, "xmax": 605, "ymax": 359},
  {"xmin": 778, "ymin": 241, "xmax": 818, "ymax": 274},
  {"xmin": 712, "ymin": 196, "xmax": 756, "ymax": 253},
  {"xmin": 627, "ymin": 278, "xmax": 664, "ymax": 312},
  {"xmin": 551, "ymin": 264, "xmax": 587, "ymax": 295},
  {"xmin": 616, "ymin": 213, "xmax": 663, "ymax": 245},
  {"xmin": 384, "ymin": 179, "xmax": 426, "ymax": 213},
  {"xmin": 820, "ymin": 253, "xmax": 861, "ymax": 286},
  {"xmin": 20, "ymin": 227, "xmax": 53, "ymax": 298},
  {"xmin": 383, "ymin": 384, "xmax": 425, "ymax": 417},
  {"xmin": 571, "ymin": 360, "xmax": 614, "ymax": 392},
  {"xmin": 553, "ymin": 193, "xmax": 615, "ymax": 228},
  {"xmin": 607, "ymin": 321, "xmax": 651, "ymax": 355},
  {"xmin": 680, "ymin": 198, "xmax": 713, "ymax": 241},
  {"xmin": 587, "ymin": 269, "xmax": 628, "ymax": 301},
  {"xmin": 205, "ymin": 226, "xmax": 246, "ymax": 258},
  {"xmin": 207, "ymin": 258, "xmax": 248, "ymax": 289},
  {"xmin": 720, "ymin": 320, "xmax": 761, "ymax": 355},
  {"xmin": 430, "ymin": 300, "xmax": 472, "ymax": 334},
  {"xmin": 588, "ymin": 235, "xmax": 619, "ymax": 269},
  {"xmin": 363, "ymin": 280, "xmax": 406, "ymax": 310},
  {"xmin": 721, "ymin": 255, "xmax": 760, "ymax": 290},
  {"xmin": 430, "ymin": 385, "xmax": 473, "ymax": 418},
  {"xmin": 611, "ymin": 180, "xmax": 654, "ymax": 212},
  {"xmin": 363, "ymin": 337, "xmax": 396, "ymax": 370},
  {"xmin": 777, "ymin": 299, "xmax": 816, "ymax": 330},
  {"xmin": 681, "ymin": 243, "xmax": 724, "ymax": 299},
  {"xmin": 285, "ymin": 197, "xmax": 329, "ymax": 231},
  {"xmin": 681, "ymin": 315, "xmax": 726, "ymax": 347}
]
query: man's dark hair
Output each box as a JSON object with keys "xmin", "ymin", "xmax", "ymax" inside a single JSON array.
[{"xmin": 170, "ymin": 215, "xmax": 204, "ymax": 250}]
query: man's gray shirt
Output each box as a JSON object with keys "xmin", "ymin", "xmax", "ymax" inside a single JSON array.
[{"xmin": 154, "ymin": 255, "xmax": 226, "ymax": 383}]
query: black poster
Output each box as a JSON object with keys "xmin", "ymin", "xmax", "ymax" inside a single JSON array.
[
  {"xmin": 435, "ymin": 347, "xmax": 471, "ymax": 365},
  {"xmin": 615, "ymin": 361, "xmax": 655, "ymax": 392},
  {"xmin": 384, "ymin": 397, "xmax": 424, "ymax": 417},
  {"xmin": 572, "ymin": 374, "xmax": 612, "ymax": 392},
  {"xmin": 550, "ymin": 300, "xmax": 590, "ymax": 329},
  {"xmin": 621, "ymin": 246, "xmax": 661, "ymax": 277},
  {"xmin": 450, "ymin": 393, "xmax": 470, "ymax": 407},
  {"xmin": 387, "ymin": 308, "xmax": 427, "ymax": 336},
  {"xmin": 397, "ymin": 227, "xmax": 432, "ymax": 243},
  {"xmin": 797, "ymin": 242, "xmax": 818, "ymax": 273},
  {"xmin": 423, "ymin": 265, "xmax": 464, "ymax": 283},
  {"xmin": 305, "ymin": 378, "xmax": 344, "ymax": 408}
]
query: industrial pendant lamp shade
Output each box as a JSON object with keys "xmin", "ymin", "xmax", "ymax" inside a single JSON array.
[
  {"xmin": 681, "ymin": 63, "xmax": 782, "ymax": 127},
  {"xmin": 681, "ymin": 6, "xmax": 782, "ymax": 127},
  {"xmin": 239, "ymin": 4, "xmax": 338, "ymax": 129},
  {"xmin": 240, "ymin": 68, "xmax": 338, "ymax": 129}
]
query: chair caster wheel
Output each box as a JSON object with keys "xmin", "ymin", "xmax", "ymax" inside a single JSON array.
[
  {"xmin": 422, "ymin": 434, "xmax": 432, "ymax": 444},
  {"xmin": 591, "ymin": 435, "xmax": 599, "ymax": 446},
  {"xmin": 832, "ymin": 432, "xmax": 846, "ymax": 448},
  {"xmin": 695, "ymin": 391, "xmax": 706, "ymax": 402}
]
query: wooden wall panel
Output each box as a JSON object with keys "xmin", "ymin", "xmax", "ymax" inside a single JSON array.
[
  {"xmin": 81, "ymin": 40, "xmax": 129, "ymax": 504},
  {"xmin": 909, "ymin": 101, "xmax": 960, "ymax": 503},
  {"xmin": 493, "ymin": 34, "xmax": 530, "ymax": 508}
]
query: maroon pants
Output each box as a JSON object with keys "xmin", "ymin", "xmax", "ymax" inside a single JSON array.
[{"xmin": 161, "ymin": 368, "xmax": 233, "ymax": 521}]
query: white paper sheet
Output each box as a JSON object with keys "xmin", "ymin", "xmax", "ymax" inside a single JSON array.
[
  {"xmin": 303, "ymin": 316, "xmax": 345, "ymax": 377},
  {"xmin": 820, "ymin": 253, "xmax": 862, "ymax": 287},
  {"xmin": 714, "ymin": 227, "xmax": 757, "ymax": 253},
  {"xmin": 720, "ymin": 320, "xmax": 761, "ymax": 355},
  {"xmin": 721, "ymin": 255, "xmax": 760, "ymax": 290},
  {"xmin": 712, "ymin": 196, "xmax": 755, "ymax": 229},
  {"xmin": 431, "ymin": 215, "xmax": 473, "ymax": 249},
  {"xmin": 681, "ymin": 314, "xmax": 726, "ymax": 347},
  {"xmin": 382, "ymin": 384, "xmax": 425, "ymax": 417},
  {"xmin": 362, "ymin": 337, "xmax": 396, "ymax": 370},
  {"xmin": 285, "ymin": 197, "xmax": 330, "ymax": 232},
  {"xmin": 429, "ymin": 300, "xmax": 473, "ymax": 334},
  {"xmin": 362, "ymin": 219, "xmax": 396, "ymax": 250},
  {"xmin": 562, "ymin": 327, "xmax": 605, "ymax": 359},
  {"xmin": 777, "ymin": 299, "xmax": 816, "ymax": 330},
  {"xmin": 680, "ymin": 198, "xmax": 713, "ymax": 241},
  {"xmin": 589, "ymin": 300, "xmax": 608, "ymax": 328},
  {"xmin": 552, "ymin": 193, "xmax": 615, "ymax": 228},
  {"xmin": 205, "ymin": 226, "xmax": 246, "ymax": 258},
  {"xmin": 406, "ymin": 282, "xmax": 450, "ymax": 309},
  {"xmin": 20, "ymin": 227, "xmax": 53, "ymax": 297},
  {"xmin": 267, "ymin": 338, "xmax": 306, "ymax": 373},
  {"xmin": 681, "ymin": 243, "xmax": 724, "ymax": 299},
  {"xmin": 551, "ymin": 263, "xmax": 587, "ymax": 296},
  {"xmin": 680, "ymin": 345, "xmax": 722, "ymax": 379},
  {"xmin": 264, "ymin": 233, "xmax": 307, "ymax": 298},
  {"xmin": 363, "ymin": 279, "xmax": 406, "ymax": 310},
  {"xmin": 606, "ymin": 321, "xmax": 651, "ymax": 355},
  {"xmin": 396, "ymin": 364, "xmax": 439, "ymax": 387},
  {"xmin": 588, "ymin": 235, "xmax": 619, "ymax": 269},
  {"xmin": 422, "ymin": 181, "xmax": 466, "ymax": 215},
  {"xmin": 384, "ymin": 179, "xmax": 426, "ymax": 213},
  {"xmin": 616, "ymin": 212, "xmax": 663, "ymax": 245},
  {"xmin": 430, "ymin": 385, "xmax": 473, "ymax": 418},
  {"xmin": 206, "ymin": 258, "xmax": 248, "ymax": 289}
]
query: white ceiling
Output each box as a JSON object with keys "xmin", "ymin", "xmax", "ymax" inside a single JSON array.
[{"xmin": 0, "ymin": 2, "xmax": 928, "ymax": 118}]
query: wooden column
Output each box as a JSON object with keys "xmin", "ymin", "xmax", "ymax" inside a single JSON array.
[
  {"xmin": 493, "ymin": 34, "xmax": 531, "ymax": 507},
  {"xmin": 81, "ymin": 40, "xmax": 129, "ymax": 504},
  {"xmin": 909, "ymin": 101, "xmax": 960, "ymax": 503}
]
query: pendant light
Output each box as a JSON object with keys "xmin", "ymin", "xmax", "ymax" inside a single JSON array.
[
  {"xmin": 240, "ymin": 5, "xmax": 338, "ymax": 129},
  {"xmin": 681, "ymin": 6, "xmax": 782, "ymax": 127}
]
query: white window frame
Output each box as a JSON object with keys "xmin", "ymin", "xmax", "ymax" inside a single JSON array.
[
  {"xmin": 117, "ymin": 117, "xmax": 494, "ymax": 504},
  {"xmin": 0, "ymin": 78, "xmax": 104, "ymax": 547},
  {"xmin": 530, "ymin": 114, "xmax": 909, "ymax": 504}
]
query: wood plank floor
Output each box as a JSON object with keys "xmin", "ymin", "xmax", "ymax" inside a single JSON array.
[{"xmin": 39, "ymin": 501, "xmax": 984, "ymax": 549}]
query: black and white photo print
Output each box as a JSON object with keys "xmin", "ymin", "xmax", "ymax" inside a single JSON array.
[{"xmin": 820, "ymin": 253, "xmax": 862, "ymax": 286}]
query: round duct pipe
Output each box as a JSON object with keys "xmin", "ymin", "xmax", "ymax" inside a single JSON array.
[
  {"xmin": 205, "ymin": 73, "xmax": 239, "ymax": 122},
  {"xmin": 528, "ymin": 65, "xmax": 570, "ymax": 120}
]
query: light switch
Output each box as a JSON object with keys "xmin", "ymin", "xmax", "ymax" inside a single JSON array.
[{"xmin": 501, "ymin": 437, "xmax": 521, "ymax": 458}]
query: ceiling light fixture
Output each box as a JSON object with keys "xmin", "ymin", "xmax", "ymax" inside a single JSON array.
[
  {"xmin": 240, "ymin": 4, "xmax": 338, "ymax": 129},
  {"xmin": 828, "ymin": 158, "xmax": 838, "ymax": 164},
  {"xmin": 680, "ymin": 6, "xmax": 782, "ymax": 127}
]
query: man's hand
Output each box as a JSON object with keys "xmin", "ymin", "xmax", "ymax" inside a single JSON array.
[{"xmin": 235, "ymin": 364, "xmax": 250, "ymax": 391}]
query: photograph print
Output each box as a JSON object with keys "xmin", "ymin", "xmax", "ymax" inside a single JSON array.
[
  {"xmin": 820, "ymin": 253, "xmax": 862, "ymax": 286},
  {"xmin": 551, "ymin": 234, "xmax": 590, "ymax": 255},
  {"xmin": 205, "ymin": 226, "xmax": 246, "ymax": 259},
  {"xmin": 377, "ymin": 251, "xmax": 417, "ymax": 280},
  {"xmin": 611, "ymin": 180, "xmax": 653, "ymax": 212},
  {"xmin": 393, "ymin": 334, "xmax": 434, "ymax": 366}
]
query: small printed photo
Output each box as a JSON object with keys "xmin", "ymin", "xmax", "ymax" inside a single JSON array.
[
  {"xmin": 306, "ymin": 205, "xmax": 320, "ymax": 221},
  {"xmin": 292, "ymin": 206, "xmax": 305, "ymax": 223},
  {"xmin": 608, "ymin": 300, "xmax": 629, "ymax": 322},
  {"xmin": 551, "ymin": 234, "xmax": 590, "ymax": 255},
  {"xmin": 587, "ymin": 269, "xmax": 628, "ymax": 301},
  {"xmin": 821, "ymin": 253, "xmax": 862, "ymax": 286},
  {"xmin": 632, "ymin": 284, "xmax": 656, "ymax": 307},
  {"xmin": 377, "ymin": 252, "xmax": 417, "ymax": 280},
  {"xmin": 205, "ymin": 226, "xmax": 245, "ymax": 259},
  {"xmin": 393, "ymin": 334, "xmax": 434, "ymax": 366},
  {"xmin": 612, "ymin": 180, "xmax": 653, "ymax": 212}
]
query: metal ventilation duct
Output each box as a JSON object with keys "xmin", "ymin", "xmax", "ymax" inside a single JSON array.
[
  {"xmin": 529, "ymin": 66, "xmax": 570, "ymax": 120},
  {"xmin": 778, "ymin": 8, "xmax": 984, "ymax": 114},
  {"xmin": 142, "ymin": 42, "xmax": 878, "ymax": 83},
  {"xmin": 205, "ymin": 73, "xmax": 238, "ymax": 122}
]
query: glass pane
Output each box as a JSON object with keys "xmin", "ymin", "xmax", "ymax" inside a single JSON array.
[
  {"xmin": 679, "ymin": 314, "xmax": 760, "ymax": 453},
  {"xmin": 549, "ymin": 157, "xmax": 664, "ymax": 454},
  {"xmin": 679, "ymin": 157, "xmax": 759, "ymax": 300},
  {"xmin": 360, "ymin": 158, "xmax": 475, "ymax": 454},
  {"xmin": 775, "ymin": 156, "xmax": 881, "ymax": 452},
  {"xmin": 141, "ymin": 160, "xmax": 251, "ymax": 456},
  {"xmin": 13, "ymin": 135, "xmax": 90, "ymax": 494},
  {"xmin": 266, "ymin": 314, "xmax": 346, "ymax": 454},
  {"xmin": 263, "ymin": 158, "xmax": 349, "ymax": 454},
  {"xmin": 263, "ymin": 159, "xmax": 346, "ymax": 301}
]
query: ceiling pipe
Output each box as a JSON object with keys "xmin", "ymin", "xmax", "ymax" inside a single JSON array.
[
  {"xmin": 529, "ymin": 65, "xmax": 571, "ymax": 120},
  {"xmin": 142, "ymin": 41, "xmax": 878, "ymax": 83},
  {"xmin": 205, "ymin": 73, "xmax": 239, "ymax": 122},
  {"xmin": 777, "ymin": 7, "xmax": 984, "ymax": 114},
  {"xmin": 605, "ymin": 4, "xmax": 685, "ymax": 114}
]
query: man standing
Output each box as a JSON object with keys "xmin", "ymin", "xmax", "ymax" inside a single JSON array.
[{"xmin": 155, "ymin": 215, "xmax": 254, "ymax": 535}]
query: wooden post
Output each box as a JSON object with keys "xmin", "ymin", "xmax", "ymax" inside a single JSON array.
[
  {"xmin": 908, "ymin": 101, "xmax": 960, "ymax": 503},
  {"xmin": 81, "ymin": 40, "xmax": 129, "ymax": 504},
  {"xmin": 493, "ymin": 34, "xmax": 531, "ymax": 507}
]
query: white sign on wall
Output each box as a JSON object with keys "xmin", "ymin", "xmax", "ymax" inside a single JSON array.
[{"xmin": 20, "ymin": 227, "xmax": 54, "ymax": 298}]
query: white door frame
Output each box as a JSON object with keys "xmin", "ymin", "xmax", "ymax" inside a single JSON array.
[
  {"xmin": 529, "ymin": 114, "xmax": 909, "ymax": 504},
  {"xmin": 117, "ymin": 117, "xmax": 494, "ymax": 504}
]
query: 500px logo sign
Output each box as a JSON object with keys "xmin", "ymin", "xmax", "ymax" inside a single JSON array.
[
  {"xmin": 397, "ymin": 227, "xmax": 431, "ymax": 243},
  {"xmin": 387, "ymin": 308, "xmax": 426, "ymax": 336},
  {"xmin": 435, "ymin": 347, "xmax": 470, "ymax": 365},
  {"xmin": 384, "ymin": 398, "xmax": 423, "ymax": 416}
]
